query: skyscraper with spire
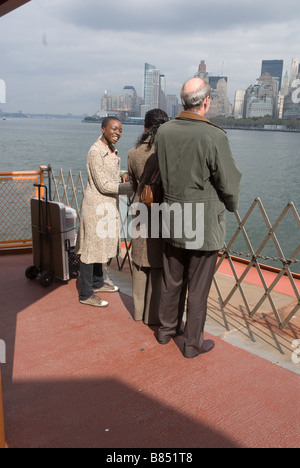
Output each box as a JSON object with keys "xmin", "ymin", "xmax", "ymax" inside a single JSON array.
[{"xmin": 195, "ymin": 60, "xmax": 209, "ymax": 82}]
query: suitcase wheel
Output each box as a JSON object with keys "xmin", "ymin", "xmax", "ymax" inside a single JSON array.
[
  {"xmin": 25, "ymin": 266, "xmax": 39, "ymax": 280},
  {"xmin": 40, "ymin": 271, "xmax": 54, "ymax": 288}
]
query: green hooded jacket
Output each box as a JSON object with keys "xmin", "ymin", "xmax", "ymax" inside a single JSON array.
[{"xmin": 156, "ymin": 111, "xmax": 242, "ymax": 251}]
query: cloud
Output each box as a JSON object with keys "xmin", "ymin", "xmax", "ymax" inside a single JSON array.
[
  {"xmin": 59, "ymin": 0, "xmax": 300, "ymax": 33},
  {"xmin": 0, "ymin": 0, "xmax": 299, "ymax": 114}
]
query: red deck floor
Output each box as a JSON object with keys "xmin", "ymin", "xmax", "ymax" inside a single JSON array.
[{"xmin": 0, "ymin": 254, "xmax": 299, "ymax": 448}]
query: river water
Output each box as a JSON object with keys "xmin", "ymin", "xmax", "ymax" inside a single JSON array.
[{"xmin": 0, "ymin": 117, "xmax": 299, "ymax": 272}]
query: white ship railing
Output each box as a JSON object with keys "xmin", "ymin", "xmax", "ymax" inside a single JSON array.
[
  {"xmin": 47, "ymin": 166, "xmax": 300, "ymax": 330},
  {"xmin": 0, "ymin": 166, "xmax": 298, "ymax": 329}
]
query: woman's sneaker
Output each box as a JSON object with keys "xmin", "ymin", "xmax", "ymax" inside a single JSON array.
[
  {"xmin": 80, "ymin": 294, "xmax": 109, "ymax": 308},
  {"xmin": 93, "ymin": 283, "xmax": 119, "ymax": 293}
]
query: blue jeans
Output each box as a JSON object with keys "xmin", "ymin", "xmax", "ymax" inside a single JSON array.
[{"xmin": 79, "ymin": 261, "xmax": 104, "ymax": 300}]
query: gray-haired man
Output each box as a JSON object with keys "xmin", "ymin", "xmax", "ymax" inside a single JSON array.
[{"xmin": 156, "ymin": 77, "xmax": 241, "ymax": 359}]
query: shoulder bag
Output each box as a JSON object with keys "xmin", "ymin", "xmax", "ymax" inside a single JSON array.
[{"xmin": 140, "ymin": 162, "xmax": 163, "ymax": 207}]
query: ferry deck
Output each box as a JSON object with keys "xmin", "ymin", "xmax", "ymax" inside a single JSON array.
[
  {"xmin": 0, "ymin": 249, "xmax": 299, "ymax": 448},
  {"xmin": 0, "ymin": 1, "xmax": 299, "ymax": 449}
]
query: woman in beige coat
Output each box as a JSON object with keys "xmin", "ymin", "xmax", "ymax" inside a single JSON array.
[
  {"xmin": 76, "ymin": 117, "xmax": 123, "ymax": 308},
  {"xmin": 128, "ymin": 109, "xmax": 169, "ymax": 325}
]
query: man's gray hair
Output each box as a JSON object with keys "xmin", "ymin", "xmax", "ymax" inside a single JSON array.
[{"xmin": 180, "ymin": 79, "xmax": 211, "ymax": 111}]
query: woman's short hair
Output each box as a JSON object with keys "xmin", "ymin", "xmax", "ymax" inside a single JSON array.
[
  {"xmin": 101, "ymin": 116, "xmax": 121, "ymax": 128},
  {"xmin": 180, "ymin": 79, "xmax": 211, "ymax": 111}
]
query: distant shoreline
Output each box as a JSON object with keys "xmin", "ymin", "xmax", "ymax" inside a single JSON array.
[
  {"xmin": 2, "ymin": 113, "xmax": 300, "ymax": 133},
  {"xmin": 210, "ymin": 117, "xmax": 300, "ymax": 133},
  {"xmin": 220, "ymin": 126, "xmax": 300, "ymax": 133},
  {"xmin": 0, "ymin": 113, "xmax": 85, "ymax": 120},
  {"xmin": 82, "ymin": 117, "xmax": 300, "ymax": 132}
]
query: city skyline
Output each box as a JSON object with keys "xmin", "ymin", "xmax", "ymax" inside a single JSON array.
[
  {"xmin": 97, "ymin": 57, "xmax": 300, "ymax": 120},
  {"xmin": 2, "ymin": 56, "xmax": 299, "ymax": 120},
  {"xmin": 0, "ymin": 0, "xmax": 300, "ymax": 114}
]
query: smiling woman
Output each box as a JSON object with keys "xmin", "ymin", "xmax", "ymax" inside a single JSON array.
[
  {"xmin": 100, "ymin": 117, "xmax": 123, "ymax": 152},
  {"xmin": 75, "ymin": 117, "xmax": 125, "ymax": 308}
]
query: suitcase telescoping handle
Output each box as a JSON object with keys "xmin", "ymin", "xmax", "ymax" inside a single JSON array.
[
  {"xmin": 34, "ymin": 184, "xmax": 48, "ymax": 202},
  {"xmin": 34, "ymin": 184, "xmax": 49, "ymax": 232}
]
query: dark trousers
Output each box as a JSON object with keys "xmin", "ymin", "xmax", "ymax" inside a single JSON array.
[
  {"xmin": 158, "ymin": 242, "xmax": 218, "ymax": 358},
  {"xmin": 79, "ymin": 261, "xmax": 104, "ymax": 300}
]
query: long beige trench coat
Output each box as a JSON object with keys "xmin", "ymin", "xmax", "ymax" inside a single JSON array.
[{"xmin": 76, "ymin": 139, "xmax": 121, "ymax": 264}]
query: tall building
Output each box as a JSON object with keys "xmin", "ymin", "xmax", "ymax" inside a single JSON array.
[
  {"xmin": 143, "ymin": 63, "xmax": 157, "ymax": 110},
  {"xmin": 195, "ymin": 60, "xmax": 209, "ymax": 82},
  {"xmin": 207, "ymin": 78, "xmax": 232, "ymax": 117},
  {"xmin": 123, "ymin": 86, "xmax": 137, "ymax": 97},
  {"xmin": 159, "ymin": 74, "xmax": 167, "ymax": 112},
  {"xmin": 261, "ymin": 60, "xmax": 283, "ymax": 90},
  {"xmin": 244, "ymin": 72, "xmax": 279, "ymax": 118},
  {"xmin": 209, "ymin": 76, "xmax": 228, "ymax": 91},
  {"xmin": 166, "ymin": 94, "xmax": 179, "ymax": 118},
  {"xmin": 194, "ymin": 60, "xmax": 232, "ymax": 117},
  {"xmin": 281, "ymin": 71, "xmax": 289, "ymax": 96},
  {"xmin": 143, "ymin": 63, "xmax": 167, "ymax": 113}
]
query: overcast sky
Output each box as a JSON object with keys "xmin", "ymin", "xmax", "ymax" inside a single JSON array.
[{"xmin": 0, "ymin": 0, "xmax": 299, "ymax": 114}]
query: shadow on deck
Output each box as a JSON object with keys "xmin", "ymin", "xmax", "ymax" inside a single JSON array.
[{"xmin": 0, "ymin": 253, "xmax": 299, "ymax": 448}]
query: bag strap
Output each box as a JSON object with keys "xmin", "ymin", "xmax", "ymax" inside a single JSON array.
[{"xmin": 149, "ymin": 162, "xmax": 160, "ymax": 184}]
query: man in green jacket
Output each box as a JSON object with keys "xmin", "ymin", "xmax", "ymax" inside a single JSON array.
[{"xmin": 156, "ymin": 77, "xmax": 241, "ymax": 359}]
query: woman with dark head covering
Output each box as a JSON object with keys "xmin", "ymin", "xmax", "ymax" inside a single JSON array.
[{"xmin": 127, "ymin": 109, "xmax": 169, "ymax": 325}]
